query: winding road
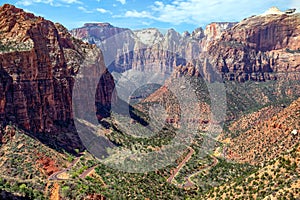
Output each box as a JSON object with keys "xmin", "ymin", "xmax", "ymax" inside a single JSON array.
[
  {"xmin": 183, "ymin": 155, "xmax": 218, "ymax": 188},
  {"xmin": 167, "ymin": 147, "xmax": 219, "ymax": 189},
  {"xmin": 167, "ymin": 147, "xmax": 195, "ymax": 184},
  {"xmin": 48, "ymin": 156, "xmax": 81, "ymax": 180},
  {"xmin": 79, "ymin": 165, "xmax": 97, "ymax": 179},
  {"xmin": 48, "ymin": 153, "xmax": 100, "ymax": 181}
]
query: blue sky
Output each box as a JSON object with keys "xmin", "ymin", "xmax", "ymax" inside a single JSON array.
[{"xmin": 2, "ymin": 0, "xmax": 299, "ymax": 33}]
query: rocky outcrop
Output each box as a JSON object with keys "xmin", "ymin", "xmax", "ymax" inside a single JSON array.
[
  {"xmin": 95, "ymin": 70, "xmax": 117, "ymax": 120},
  {"xmin": 200, "ymin": 22, "xmax": 236, "ymax": 51},
  {"xmin": 70, "ymin": 22, "xmax": 131, "ymax": 43},
  {"xmin": 72, "ymin": 9, "xmax": 300, "ymax": 83},
  {"xmin": 228, "ymin": 97, "xmax": 300, "ymax": 165},
  {"xmin": 0, "ymin": 4, "xmax": 114, "ymax": 151},
  {"xmin": 204, "ymin": 22, "xmax": 236, "ymax": 41},
  {"xmin": 71, "ymin": 23, "xmax": 230, "ymax": 74},
  {"xmin": 205, "ymin": 12, "xmax": 300, "ymax": 82},
  {"xmin": 146, "ymin": 10, "xmax": 300, "ymax": 127},
  {"xmin": 71, "ymin": 9, "xmax": 300, "ymax": 133},
  {"xmin": 171, "ymin": 11, "xmax": 300, "ymax": 82},
  {"xmin": 71, "ymin": 23, "xmax": 135, "ymax": 72}
]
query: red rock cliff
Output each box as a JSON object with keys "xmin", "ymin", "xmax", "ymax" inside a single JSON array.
[
  {"xmin": 0, "ymin": 4, "xmax": 115, "ymax": 151},
  {"xmin": 205, "ymin": 13, "xmax": 300, "ymax": 82}
]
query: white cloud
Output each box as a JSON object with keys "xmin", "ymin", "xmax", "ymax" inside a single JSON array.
[
  {"xmin": 123, "ymin": 0, "xmax": 289, "ymax": 26},
  {"xmin": 78, "ymin": 6, "xmax": 94, "ymax": 13},
  {"xmin": 149, "ymin": 0, "xmax": 243, "ymax": 24},
  {"xmin": 16, "ymin": 0, "xmax": 82, "ymax": 6},
  {"xmin": 16, "ymin": 0, "xmax": 32, "ymax": 6},
  {"xmin": 17, "ymin": 0, "xmax": 54, "ymax": 6},
  {"xmin": 96, "ymin": 8, "xmax": 111, "ymax": 14},
  {"xmin": 125, "ymin": 10, "xmax": 154, "ymax": 18},
  {"xmin": 116, "ymin": 0, "xmax": 126, "ymax": 5},
  {"xmin": 61, "ymin": 0, "xmax": 81, "ymax": 3}
]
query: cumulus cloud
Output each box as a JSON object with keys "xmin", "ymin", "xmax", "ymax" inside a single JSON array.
[
  {"xmin": 125, "ymin": 10, "xmax": 154, "ymax": 18},
  {"xmin": 78, "ymin": 6, "xmax": 94, "ymax": 13},
  {"xmin": 123, "ymin": 0, "xmax": 288, "ymax": 26},
  {"xmin": 96, "ymin": 8, "xmax": 111, "ymax": 14},
  {"xmin": 16, "ymin": 0, "xmax": 82, "ymax": 6},
  {"xmin": 116, "ymin": 0, "xmax": 126, "ymax": 5},
  {"xmin": 61, "ymin": 0, "xmax": 81, "ymax": 3},
  {"xmin": 17, "ymin": 0, "xmax": 54, "ymax": 6}
]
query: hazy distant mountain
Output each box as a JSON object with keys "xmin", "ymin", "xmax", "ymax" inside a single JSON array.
[{"xmin": 71, "ymin": 22, "xmax": 236, "ymax": 74}]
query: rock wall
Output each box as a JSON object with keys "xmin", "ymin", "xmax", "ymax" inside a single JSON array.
[
  {"xmin": 205, "ymin": 13, "xmax": 300, "ymax": 82},
  {"xmin": 71, "ymin": 12, "xmax": 300, "ymax": 83},
  {"xmin": 0, "ymin": 4, "xmax": 115, "ymax": 151},
  {"xmin": 71, "ymin": 24, "xmax": 216, "ymax": 74}
]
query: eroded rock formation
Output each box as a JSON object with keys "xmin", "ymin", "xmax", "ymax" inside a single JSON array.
[
  {"xmin": 71, "ymin": 23, "xmax": 224, "ymax": 74},
  {"xmin": 0, "ymin": 4, "xmax": 116, "ymax": 151},
  {"xmin": 72, "ymin": 11, "xmax": 300, "ymax": 83},
  {"xmin": 205, "ymin": 12, "xmax": 300, "ymax": 82}
]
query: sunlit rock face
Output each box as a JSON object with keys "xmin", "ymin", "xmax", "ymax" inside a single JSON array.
[
  {"xmin": 71, "ymin": 23, "xmax": 234, "ymax": 74},
  {"xmin": 205, "ymin": 12, "xmax": 300, "ymax": 82},
  {"xmin": 72, "ymin": 9, "xmax": 300, "ymax": 83},
  {"xmin": 0, "ymin": 4, "xmax": 116, "ymax": 151}
]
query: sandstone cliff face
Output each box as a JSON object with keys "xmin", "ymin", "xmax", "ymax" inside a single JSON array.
[
  {"xmin": 71, "ymin": 23, "xmax": 232, "ymax": 74},
  {"xmin": 65, "ymin": 10, "xmax": 300, "ymax": 128},
  {"xmin": 71, "ymin": 23, "xmax": 135, "ymax": 72},
  {"xmin": 72, "ymin": 12, "xmax": 300, "ymax": 83},
  {"xmin": 205, "ymin": 13, "xmax": 300, "ymax": 82},
  {"xmin": 200, "ymin": 22, "xmax": 237, "ymax": 51},
  {"xmin": 204, "ymin": 22, "xmax": 236, "ymax": 41},
  {"xmin": 70, "ymin": 22, "xmax": 131, "ymax": 43},
  {"xmin": 145, "ymin": 12, "xmax": 300, "ymax": 129},
  {"xmin": 71, "ymin": 11, "xmax": 300, "ymax": 133},
  {"xmin": 171, "ymin": 13, "xmax": 300, "ymax": 83},
  {"xmin": 0, "ymin": 4, "xmax": 114, "ymax": 151}
]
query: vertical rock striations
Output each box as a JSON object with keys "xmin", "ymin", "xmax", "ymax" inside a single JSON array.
[
  {"xmin": 0, "ymin": 4, "xmax": 115, "ymax": 151},
  {"xmin": 71, "ymin": 23, "xmax": 233, "ymax": 74},
  {"xmin": 205, "ymin": 12, "xmax": 300, "ymax": 82},
  {"xmin": 71, "ymin": 9, "xmax": 300, "ymax": 83}
]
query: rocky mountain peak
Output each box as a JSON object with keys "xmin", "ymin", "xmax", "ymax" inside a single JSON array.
[
  {"xmin": 83, "ymin": 22, "xmax": 114, "ymax": 28},
  {"xmin": 71, "ymin": 19, "xmax": 235, "ymax": 73},
  {"xmin": 261, "ymin": 6, "xmax": 284, "ymax": 16},
  {"xmin": 165, "ymin": 28, "xmax": 182, "ymax": 41},
  {"xmin": 182, "ymin": 31, "xmax": 191, "ymax": 38},
  {"xmin": 204, "ymin": 22, "xmax": 237, "ymax": 41},
  {"xmin": 191, "ymin": 27, "xmax": 205, "ymax": 40},
  {"xmin": 134, "ymin": 28, "xmax": 164, "ymax": 46},
  {"xmin": 70, "ymin": 9, "xmax": 300, "ymax": 83},
  {"xmin": 206, "ymin": 11, "xmax": 300, "ymax": 82},
  {"xmin": 166, "ymin": 28, "xmax": 179, "ymax": 35},
  {"xmin": 0, "ymin": 4, "xmax": 41, "ymax": 39},
  {"xmin": 1, "ymin": 4, "xmax": 30, "ymax": 16},
  {"xmin": 70, "ymin": 22, "xmax": 132, "ymax": 45}
]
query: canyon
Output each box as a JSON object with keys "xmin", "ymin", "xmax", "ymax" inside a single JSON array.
[
  {"xmin": 0, "ymin": 3, "xmax": 299, "ymax": 199},
  {"xmin": 1, "ymin": 4, "xmax": 299, "ymax": 149}
]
